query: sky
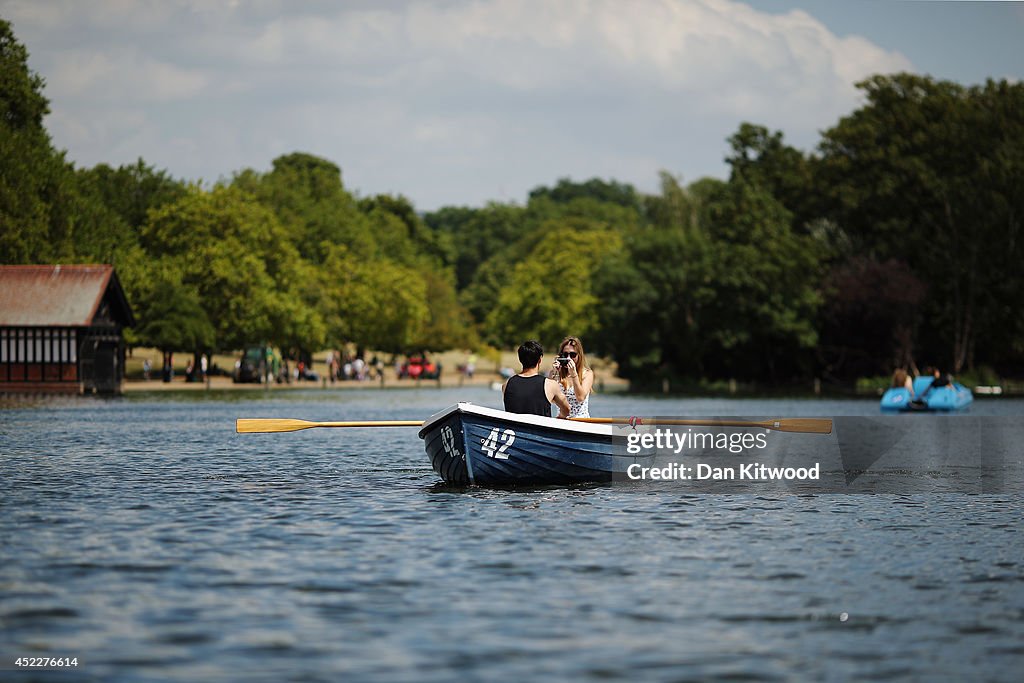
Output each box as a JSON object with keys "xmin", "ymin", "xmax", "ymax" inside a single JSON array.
[{"xmin": 3, "ymin": 0, "xmax": 1022, "ymax": 211}]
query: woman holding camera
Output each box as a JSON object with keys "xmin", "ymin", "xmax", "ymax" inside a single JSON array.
[{"xmin": 549, "ymin": 336, "xmax": 594, "ymax": 418}]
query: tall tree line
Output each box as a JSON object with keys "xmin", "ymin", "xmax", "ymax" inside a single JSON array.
[
  {"xmin": 3, "ymin": 19, "xmax": 1022, "ymax": 383},
  {"xmin": 426, "ymin": 77, "xmax": 1024, "ymax": 385}
]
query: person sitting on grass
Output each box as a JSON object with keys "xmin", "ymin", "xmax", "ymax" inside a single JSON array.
[{"xmin": 503, "ymin": 340, "xmax": 571, "ymax": 419}]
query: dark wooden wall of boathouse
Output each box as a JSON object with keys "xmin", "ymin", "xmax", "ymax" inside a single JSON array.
[{"xmin": 0, "ymin": 265, "xmax": 135, "ymax": 395}]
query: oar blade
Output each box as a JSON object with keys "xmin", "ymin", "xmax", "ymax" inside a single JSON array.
[
  {"xmin": 235, "ymin": 418, "xmax": 316, "ymax": 434},
  {"xmin": 770, "ymin": 418, "xmax": 833, "ymax": 434}
]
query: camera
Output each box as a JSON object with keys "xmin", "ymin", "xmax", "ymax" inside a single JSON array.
[{"xmin": 556, "ymin": 355, "xmax": 571, "ymax": 366}]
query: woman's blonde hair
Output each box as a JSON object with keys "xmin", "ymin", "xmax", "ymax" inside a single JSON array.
[{"xmin": 558, "ymin": 336, "xmax": 588, "ymax": 380}]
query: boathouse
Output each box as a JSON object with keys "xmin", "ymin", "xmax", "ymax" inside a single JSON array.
[{"xmin": 0, "ymin": 265, "xmax": 135, "ymax": 394}]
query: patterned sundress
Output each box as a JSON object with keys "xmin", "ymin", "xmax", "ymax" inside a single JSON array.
[{"xmin": 563, "ymin": 381, "xmax": 590, "ymax": 418}]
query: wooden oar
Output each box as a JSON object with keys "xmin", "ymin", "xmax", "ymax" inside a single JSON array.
[
  {"xmin": 237, "ymin": 416, "xmax": 832, "ymax": 434},
  {"xmin": 236, "ymin": 418, "xmax": 422, "ymax": 433},
  {"xmin": 572, "ymin": 417, "xmax": 833, "ymax": 434}
]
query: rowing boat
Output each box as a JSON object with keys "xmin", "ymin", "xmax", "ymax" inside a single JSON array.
[
  {"xmin": 417, "ymin": 404, "xmax": 835, "ymax": 486},
  {"xmin": 418, "ymin": 402, "xmax": 645, "ymax": 486},
  {"xmin": 235, "ymin": 405, "xmax": 831, "ymax": 487}
]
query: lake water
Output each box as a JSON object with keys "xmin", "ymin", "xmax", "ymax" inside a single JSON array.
[{"xmin": 2, "ymin": 388, "xmax": 1022, "ymax": 682}]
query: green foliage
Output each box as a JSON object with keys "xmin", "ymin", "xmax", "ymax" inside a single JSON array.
[
  {"xmin": 820, "ymin": 256, "xmax": 926, "ymax": 378},
  {"xmin": 4, "ymin": 11, "xmax": 1022, "ymax": 383},
  {"xmin": 595, "ymin": 178, "xmax": 823, "ymax": 383},
  {"xmin": 415, "ymin": 268, "xmax": 479, "ymax": 352},
  {"xmin": 528, "ymin": 177, "xmax": 641, "ymax": 211},
  {"xmin": 425, "ymin": 202, "xmax": 528, "ymax": 290},
  {"xmin": 593, "ymin": 224, "xmax": 711, "ymax": 381},
  {"xmin": 76, "ymin": 159, "xmax": 187, "ymax": 231},
  {"xmin": 485, "ymin": 222, "xmax": 622, "ymax": 348},
  {"xmin": 359, "ymin": 194, "xmax": 453, "ymax": 268},
  {"xmin": 233, "ymin": 152, "xmax": 371, "ymax": 263},
  {"xmin": 0, "ymin": 19, "xmax": 47, "ymax": 130},
  {"xmin": 698, "ymin": 180, "xmax": 823, "ymax": 379},
  {"xmin": 141, "ymin": 186, "xmax": 322, "ymax": 352},
  {"xmin": 0, "ymin": 18, "xmax": 62, "ymax": 263},
  {"xmin": 46, "ymin": 177, "xmax": 137, "ymax": 265},
  {"xmin": 316, "ymin": 244, "xmax": 429, "ymax": 353},
  {"xmin": 128, "ymin": 266, "xmax": 216, "ymax": 352},
  {"xmin": 431, "ymin": 179, "xmax": 647, "ymax": 346},
  {"xmin": 0, "ymin": 132, "xmax": 68, "ymax": 263},
  {"xmin": 726, "ymin": 123, "xmax": 817, "ymax": 232},
  {"xmin": 818, "ymin": 73, "xmax": 1024, "ymax": 373},
  {"xmin": 218, "ymin": 154, "xmax": 471, "ymax": 354},
  {"xmin": 0, "ymin": 21, "xmax": 144, "ymax": 268}
]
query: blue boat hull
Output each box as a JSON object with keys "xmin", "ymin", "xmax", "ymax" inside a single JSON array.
[
  {"xmin": 880, "ymin": 378, "xmax": 973, "ymax": 412},
  {"xmin": 419, "ymin": 403, "xmax": 649, "ymax": 486}
]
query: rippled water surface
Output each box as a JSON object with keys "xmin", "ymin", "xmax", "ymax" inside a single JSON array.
[{"xmin": 2, "ymin": 388, "xmax": 1023, "ymax": 682}]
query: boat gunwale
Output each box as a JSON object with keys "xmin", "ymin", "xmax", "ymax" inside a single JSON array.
[{"xmin": 418, "ymin": 402, "xmax": 614, "ymax": 439}]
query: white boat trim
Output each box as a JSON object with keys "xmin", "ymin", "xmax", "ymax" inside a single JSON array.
[{"xmin": 419, "ymin": 402, "xmax": 614, "ymax": 438}]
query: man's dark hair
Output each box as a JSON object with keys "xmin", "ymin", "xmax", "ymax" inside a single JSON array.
[{"xmin": 518, "ymin": 340, "xmax": 544, "ymax": 369}]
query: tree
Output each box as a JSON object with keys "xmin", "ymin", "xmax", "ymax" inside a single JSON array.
[
  {"xmin": 0, "ymin": 19, "xmax": 47, "ymax": 130},
  {"xmin": 485, "ymin": 221, "xmax": 622, "ymax": 348},
  {"xmin": 594, "ymin": 173, "xmax": 712, "ymax": 381},
  {"xmin": 528, "ymin": 177, "xmax": 642, "ymax": 211},
  {"xmin": 129, "ymin": 267, "xmax": 216, "ymax": 355},
  {"xmin": 0, "ymin": 18, "xmax": 64, "ymax": 262},
  {"xmin": 234, "ymin": 152, "xmax": 372, "ymax": 263},
  {"xmin": 697, "ymin": 180, "xmax": 823, "ymax": 380},
  {"xmin": 726, "ymin": 123, "xmax": 817, "ymax": 232},
  {"xmin": 425, "ymin": 202, "xmax": 528, "ymax": 290},
  {"xmin": 413, "ymin": 269, "xmax": 479, "ymax": 352},
  {"xmin": 76, "ymin": 159, "xmax": 187, "ymax": 232},
  {"xmin": 818, "ymin": 74, "xmax": 1024, "ymax": 373},
  {"xmin": 819, "ymin": 257, "xmax": 926, "ymax": 379},
  {"xmin": 316, "ymin": 244, "xmax": 429, "ymax": 353},
  {"xmin": 141, "ymin": 186, "xmax": 323, "ymax": 352},
  {"xmin": 596, "ymin": 175, "xmax": 823, "ymax": 384},
  {"xmin": 593, "ymin": 224, "xmax": 712, "ymax": 383},
  {"xmin": 360, "ymin": 193, "xmax": 453, "ymax": 268},
  {"xmin": 0, "ymin": 20, "xmax": 140, "ymax": 267}
]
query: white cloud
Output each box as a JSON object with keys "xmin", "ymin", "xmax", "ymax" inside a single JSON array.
[
  {"xmin": 48, "ymin": 50, "xmax": 209, "ymax": 102},
  {"xmin": 5, "ymin": 0, "xmax": 918, "ymax": 208}
]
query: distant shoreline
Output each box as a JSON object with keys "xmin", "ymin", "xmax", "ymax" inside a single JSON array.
[{"xmin": 123, "ymin": 372, "xmax": 631, "ymax": 393}]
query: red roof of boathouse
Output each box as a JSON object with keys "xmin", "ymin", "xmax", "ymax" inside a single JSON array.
[{"xmin": 0, "ymin": 265, "xmax": 135, "ymax": 327}]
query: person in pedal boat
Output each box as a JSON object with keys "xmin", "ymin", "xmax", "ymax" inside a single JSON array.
[
  {"xmin": 503, "ymin": 340, "xmax": 571, "ymax": 418},
  {"xmin": 921, "ymin": 366, "xmax": 954, "ymax": 395},
  {"xmin": 548, "ymin": 336, "xmax": 593, "ymax": 418},
  {"xmin": 911, "ymin": 366, "xmax": 956, "ymax": 406},
  {"xmin": 891, "ymin": 367, "xmax": 914, "ymax": 398}
]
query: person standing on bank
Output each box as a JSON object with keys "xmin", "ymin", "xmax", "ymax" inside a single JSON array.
[
  {"xmin": 503, "ymin": 340, "xmax": 571, "ymax": 418},
  {"xmin": 549, "ymin": 336, "xmax": 593, "ymax": 418}
]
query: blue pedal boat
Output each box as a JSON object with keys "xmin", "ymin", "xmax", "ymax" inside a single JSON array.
[
  {"xmin": 880, "ymin": 376, "xmax": 973, "ymax": 412},
  {"xmin": 418, "ymin": 403, "xmax": 652, "ymax": 486}
]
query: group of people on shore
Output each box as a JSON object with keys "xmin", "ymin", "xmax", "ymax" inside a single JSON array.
[
  {"xmin": 325, "ymin": 351, "xmax": 384, "ymax": 382},
  {"xmin": 503, "ymin": 336, "xmax": 594, "ymax": 419}
]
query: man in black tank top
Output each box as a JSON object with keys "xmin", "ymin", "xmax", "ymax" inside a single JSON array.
[{"xmin": 503, "ymin": 340, "xmax": 571, "ymax": 418}]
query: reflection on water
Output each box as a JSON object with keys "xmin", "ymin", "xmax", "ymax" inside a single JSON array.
[{"xmin": 1, "ymin": 388, "xmax": 1022, "ymax": 681}]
